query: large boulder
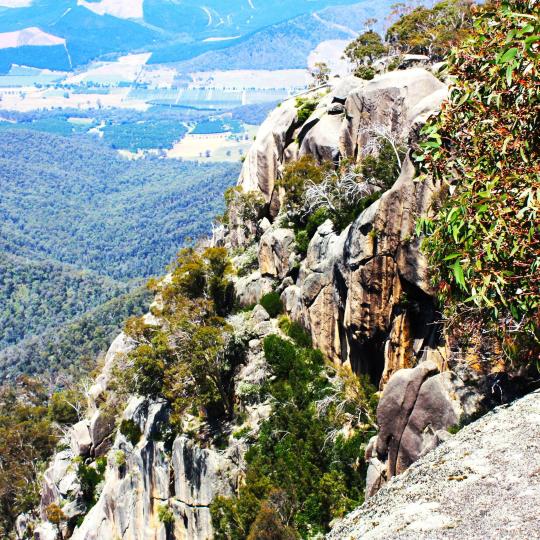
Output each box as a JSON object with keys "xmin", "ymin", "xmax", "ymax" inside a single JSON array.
[
  {"xmin": 172, "ymin": 437, "xmax": 236, "ymax": 507},
  {"xmin": 88, "ymin": 332, "xmax": 135, "ymax": 412},
  {"xmin": 299, "ymin": 112, "xmax": 343, "ymax": 163},
  {"xmin": 89, "ymin": 409, "xmax": 116, "ymax": 457},
  {"xmin": 340, "ymin": 68, "xmax": 446, "ymax": 160},
  {"xmin": 328, "ymin": 390, "xmax": 540, "ymax": 540},
  {"xmin": 258, "ymin": 227, "xmax": 296, "ymax": 279},
  {"xmin": 371, "ymin": 361, "xmax": 482, "ymax": 493},
  {"xmin": 295, "ymin": 220, "xmax": 348, "ymax": 361},
  {"xmin": 70, "ymin": 420, "xmax": 92, "ymax": 458},
  {"xmin": 235, "ymin": 271, "xmax": 274, "ymax": 307},
  {"xmin": 238, "ymin": 96, "xmax": 299, "ymax": 201}
]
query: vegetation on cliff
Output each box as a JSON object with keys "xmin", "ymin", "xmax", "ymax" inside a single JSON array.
[
  {"xmin": 211, "ymin": 334, "xmax": 377, "ymax": 539},
  {"xmin": 417, "ymin": 0, "xmax": 540, "ymax": 367},
  {"xmin": 0, "ymin": 379, "xmax": 57, "ymax": 537},
  {"xmin": 118, "ymin": 247, "xmax": 241, "ymax": 426},
  {"xmin": 344, "ymin": 0, "xmax": 474, "ymax": 78}
]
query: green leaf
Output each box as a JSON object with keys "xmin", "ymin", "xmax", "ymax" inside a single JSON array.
[
  {"xmin": 499, "ymin": 47, "xmax": 518, "ymax": 63},
  {"xmin": 451, "ymin": 260, "xmax": 467, "ymax": 291}
]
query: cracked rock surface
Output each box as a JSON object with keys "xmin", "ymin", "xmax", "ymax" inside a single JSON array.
[{"xmin": 328, "ymin": 390, "xmax": 540, "ymax": 540}]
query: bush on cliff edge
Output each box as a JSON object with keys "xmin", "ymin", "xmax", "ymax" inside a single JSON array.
[{"xmin": 417, "ymin": 0, "xmax": 540, "ymax": 367}]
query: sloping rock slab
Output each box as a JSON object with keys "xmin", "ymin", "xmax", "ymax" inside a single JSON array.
[{"xmin": 328, "ymin": 390, "xmax": 540, "ymax": 540}]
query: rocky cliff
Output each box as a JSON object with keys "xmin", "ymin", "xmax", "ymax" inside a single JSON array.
[
  {"xmin": 28, "ymin": 66, "xmax": 532, "ymax": 540},
  {"xmin": 328, "ymin": 389, "xmax": 540, "ymax": 540}
]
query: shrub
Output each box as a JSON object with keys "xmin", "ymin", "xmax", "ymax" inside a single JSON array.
[
  {"xmin": 212, "ymin": 334, "xmax": 375, "ymax": 538},
  {"xmin": 305, "ymin": 207, "xmax": 329, "ymax": 238},
  {"xmin": 120, "ymin": 419, "xmax": 142, "ymax": 446},
  {"xmin": 278, "ymin": 316, "xmax": 312, "ymax": 348},
  {"xmin": 247, "ymin": 501, "xmax": 297, "ymax": 540},
  {"xmin": 416, "ymin": 0, "xmax": 540, "ymax": 366},
  {"xmin": 260, "ymin": 292, "xmax": 283, "ymax": 319},
  {"xmin": 360, "ymin": 139, "xmax": 404, "ymax": 191},
  {"xmin": 295, "ymin": 230, "xmax": 310, "ymax": 257},
  {"xmin": 295, "ymin": 96, "xmax": 320, "ymax": 124},
  {"xmin": 48, "ymin": 389, "xmax": 83, "ymax": 425},
  {"xmin": 45, "ymin": 503, "xmax": 66, "ymax": 527},
  {"xmin": 278, "ymin": 156, "xmax": 332, "ymax": 225},
  {"xmin": 128, "ymin": 341, "xmax": 167, "ymax": 398},
  {"xmin": 164, "ymin": 247, "xmax": 235, "ymax": 317},
  {"xmin": 344, "ymin": 31, "xmax": 388, "ymax": 70},
  {"xmin": 386, "ymin": 0, "xmax": 474, "ymax": 60},
  {"xmin": 354, "ymin": 65, "xmax": 376, "ymax": 80},
  {"xmin": 113, "ymin": 450, "xmax": 126, "ymax": 467},
  {"xmin": 302, "ymin": 166, "xmax": 384, "ymax": 232},
  {"xmin": 158, "ymin": 504, "xmax": 175, "ymax": 525},
  {"xmin": 263, "ymin": 334, "xmax": 298, "ymax": 379},
  {"xmin": 77, "ymin": 457, "xmax": 107, "ymax": 506},
  {"xmin": 295, "ymin": 207, "xmax": 330, "ymax": 256}
]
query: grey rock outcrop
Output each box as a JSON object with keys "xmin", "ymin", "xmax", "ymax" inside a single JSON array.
[
  {"xmin": 70, "ymin": 420, "xmax": 92, "ymax": 458},
  {"xmin": 34, "ymin": 66, "xmax": 518, "ymax": 540},
  {"xmin": 368, "ymin": 362, "xmax": 482, "ymax": 495},
  {"xmin": 235, "ymin": 271, "xmax": 274, "ymax": 307},
  {"xmin": 258, "ymin": 227, "xmax": 296, "ymax": 279},
  {"xmin": 328, "ymin": 390, "xmax": 540, "ymax": 540}
]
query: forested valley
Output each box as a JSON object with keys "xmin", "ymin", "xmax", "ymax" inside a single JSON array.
[{"xmin": 0, "ymin": 128, "xmax": 240, "ymax": 381}]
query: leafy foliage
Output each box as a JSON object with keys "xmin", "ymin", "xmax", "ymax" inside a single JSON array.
[
  {"xmin": 295, "ymin": 96, "xmax": 321, "ymax": 124},
  {"xmin": 386, "ymin": 0, "xmax": 474, "ymax": 58},
  {"xmin": 119, "ymin": 247, "xmax": 246, "ymax": 426},
  {"xmin": 211, "ymin": 335, "xmax": 377, "ymax": 539},
  {"xmin": 48, "ymin": 389, "xmax": 84, "ymax": 426},
  {"xmin": 278, "ymin": 316, "xmax": 313, "ymax": 348},
  {"xmin": 119, "ymin": 419, "xmax": 142, "ymax": 446},
  {"xmin": 0, "ymin": 379, "xmax": 57, "ymax": 537},
  {"xmin": 416, "ymin": 0, "xmax": 540, "ymax": 365},
  {"xmin": 344, "ymin": 31, "xmax": 388, "ymax": 78},
  {"xmin": 260, "ymin": 292, "xmax": 284, "ymax": 319},
  {"xmin": 76, "ymin": 456, "xmax": 107, "ymax": 507},
  {"xmin": 295, "ymin": 207, "xmax": 331, "ymax": 256},
  {"xmin": 278, "ymin": 156, "xmax": 334, "ymax": 227},
  {"xmin": 158, "ymin": 504, "xmax": 175, "ymax": 525}
]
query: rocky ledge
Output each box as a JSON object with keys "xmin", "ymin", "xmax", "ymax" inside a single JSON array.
[{"xmin": 328, "ymin": 390, "xmax": 540, "ymax": 540}]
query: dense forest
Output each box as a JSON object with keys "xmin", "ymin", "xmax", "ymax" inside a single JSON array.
[
  {"xmin": 0, "ymin": 128, "xmax": 239, "ymax": 380},
  {"xmin": 0, "ymin": 129, "xmax": 240, "ymax": 279},
  {"xmin": 0, "ymin": 286, "xmax": 152, "ymax": 382},
  {"xmin": 0, "ymin": 253, "xmax": 136, "ymax": 350}
]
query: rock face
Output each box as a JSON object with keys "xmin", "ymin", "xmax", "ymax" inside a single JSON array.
[
  {"xmin": 367, "ymin": 362, "xmax": 482, "ymax": 496},
  {"xmin": 235, "ymin": 67, "xmax": 495, "ymax": 499},
  {"xmin": 328, "ymin": 390, "xmax": 540, "ymax": 540},
  {"xmin": 35, "ymin": 307, "xmax": 272, "ymax": 540},
  {"xmin": 61, "ymin": 397, "xmax": 243, "ymax": 540},
  {"xmin": 258, "ymin": 227, "xmax": 296, "ymax": 279},
  {"xmin": 33, "ymin": 67, "xmax": 525, "ymax": 540}
]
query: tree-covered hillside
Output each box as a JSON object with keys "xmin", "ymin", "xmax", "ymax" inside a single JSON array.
[
  {"xmin": 0, "ymin": 129, "xmax": 239, "ymax": 380},
  {"xmin": 0, "ymin": 286, "xmax": 152, "ymax": 382},
  {"xmin": 0, "ymin": 130, "xmax": 240, "ymax": 279},
  {"xmin": 0, "ymin": 253, "xmax": 135, "ymax": 350}
]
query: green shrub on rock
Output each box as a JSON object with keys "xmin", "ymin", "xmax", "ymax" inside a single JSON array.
[
  {"xmin": 295, "ymin": 96, "xmax": 320, "ymax": 124},
  {"xmin": 278, "ymin": 316, "xmax": 312, "ymax": 348},
  {"xmin": 48, "ymin": 389, "xmax": 83, "ymax": 425},
  {"xmin": 119, "ymin": 419, "xmax": 142, "ymax": 446},
  {"xmin": 260, "ymin": 292, "xmax": 283, "ymax": 319},
  {"xmin": 417, "ymin": 0, "xmax": 540, "ymax": 366},
  {"xmin": 212, "ymin": 335, "xmax": 377, "ymax": 539}
]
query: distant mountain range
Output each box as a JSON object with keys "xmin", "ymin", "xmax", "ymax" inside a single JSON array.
[{"xmin": 0, "ymin": 0, "xmax": 394, "ymax": 73}]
